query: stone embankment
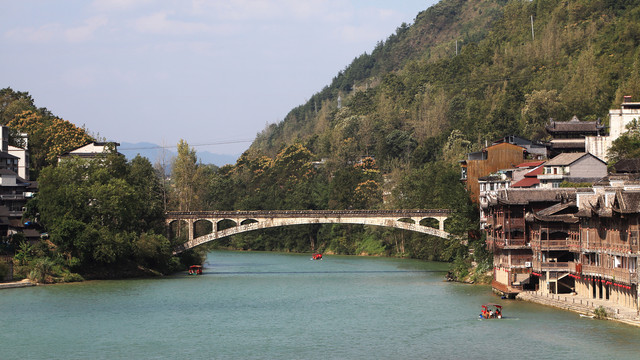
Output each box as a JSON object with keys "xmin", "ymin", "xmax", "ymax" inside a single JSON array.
[
  {"xmin": 517, "ymin": 290, "xmax": 640, "ymax": 327},
  {"xmin": 0, "ymin": 279, "xmax": 35, "ymax": 290}
]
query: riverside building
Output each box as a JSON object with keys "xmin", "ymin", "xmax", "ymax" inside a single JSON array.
[{"xmin": 485, "ymin": 176, "xmax": 640, "ymax": 312}]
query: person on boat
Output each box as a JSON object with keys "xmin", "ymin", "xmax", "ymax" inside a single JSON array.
[
  {"xmin": 496, "ymin": 308, "xmax": 501, "ymax": 319},
  {"xmin": 489, "ymin": 309, "xmax": 493, "ymax": 319}
]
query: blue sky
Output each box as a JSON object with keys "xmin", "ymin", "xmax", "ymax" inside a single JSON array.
[{"xmin": 1, "ymin": 0, "xmax": 438, "ymax": 155}]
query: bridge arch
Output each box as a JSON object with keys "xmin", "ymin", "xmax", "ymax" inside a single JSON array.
[{"xmin": 166, "ymin": 210, "xmax": 453, "ymax": 254}]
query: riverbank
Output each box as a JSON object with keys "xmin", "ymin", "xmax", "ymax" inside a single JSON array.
[
  {"xmin": 0, "ymin": 279, "xmax": 35, "ymax": 290},
  {"xmin": 516, "ymin": 290, "xmax": 640, "ymax": 327}
]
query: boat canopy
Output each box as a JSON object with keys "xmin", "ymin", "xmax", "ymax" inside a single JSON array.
[{"xmin": 482, "ymin": 303, "xmax": 502, "ymax": 309}]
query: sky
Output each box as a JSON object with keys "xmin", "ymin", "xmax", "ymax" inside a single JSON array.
[{"xmin": 1, "ymin": 0, "xmax": 439, "ymax": 156}]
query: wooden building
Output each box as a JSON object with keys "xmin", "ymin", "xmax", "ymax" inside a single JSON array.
[
  {"xmin": 486, "ymin": 179, "xmax": 640, "ymax": 311},
  {"xmin": 546, "ymin": 116, "xmax": 605, "ymax": 158},
  {"xmin": 460, "ymin": 143, "xmax": 526, "ymax": 203},
  {"xmin": 485, "ymin": 188, "xmax": 575, "ymax": 297}
]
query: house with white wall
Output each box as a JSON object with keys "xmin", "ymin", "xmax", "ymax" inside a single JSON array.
[{"xmin": 538, "ymin": 152, "xmax": 607, "ymax": 188}]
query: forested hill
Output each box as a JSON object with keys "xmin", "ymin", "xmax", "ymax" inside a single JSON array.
[{"xmin": 250, "ymin": 0, "xmax": 640, "ymax": 166}]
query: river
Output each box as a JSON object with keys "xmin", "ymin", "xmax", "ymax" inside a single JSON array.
[{"xmin": 2, "ymin": 251, "xmax": 640, "ymax": 359}]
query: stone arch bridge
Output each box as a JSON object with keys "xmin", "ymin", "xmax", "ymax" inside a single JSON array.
[{"xmin": 167, "ymin": 209, "xmax": 452, "ymax": 254}]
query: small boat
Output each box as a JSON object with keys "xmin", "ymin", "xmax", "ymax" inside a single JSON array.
[
  {"xmin": 479, "ymin": 303, "xmax": 502, "ymax": 319},
  {"xmin": 580, "ymin": 314, "xmax": 595, "ymax": 318},
  {"xmin": 188, "ymin": 265, "xmax": 203, "ymax": 275},
  {"xmin": 311, "ymin": 253, "xmax": 323, "ymax": 260}
]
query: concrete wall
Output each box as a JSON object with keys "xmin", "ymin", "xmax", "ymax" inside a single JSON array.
[
  {"xmin": 568, "ymin": 155, "xmax": 607, "ymax": 180},
  {"xmin": 585, "ymin": 136, "xmax": 611, "ymax": 162}
]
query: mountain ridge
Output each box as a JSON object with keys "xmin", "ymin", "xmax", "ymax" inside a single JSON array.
[{"xmin": 118, "ymin": 141, "xmax": 239, "ymax": 167}]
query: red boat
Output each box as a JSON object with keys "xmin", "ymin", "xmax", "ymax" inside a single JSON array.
[
  {"xmin": 188, "ymin": 265, "xmax": 203, "ymax": 275},
  {"xmin": 311, "ymin": 253, "xmax": 323, "ymax": 260},
  {"xmin": 480, "ymin": 303, "xmax": 502, "ymax": 319}
]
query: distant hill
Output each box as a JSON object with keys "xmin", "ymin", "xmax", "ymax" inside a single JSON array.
[{"xmin": 118, "ymin": 142, "xmax": 239, "ymax": 167}]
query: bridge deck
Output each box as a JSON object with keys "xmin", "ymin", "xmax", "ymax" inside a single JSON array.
[{"xmin": 166, "ymin": 209, "xmax": 451, "ymax": 219}]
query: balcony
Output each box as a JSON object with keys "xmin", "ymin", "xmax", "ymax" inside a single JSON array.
[
  {"xmin": 533, "ymin": 259, "xmax": 570, "ymax": 271},
  {"xmin": 503, "ymin": 238, "xmax": 529, "ymax": 249},
  {"xmin": 0, "ymin": 194, "xmax": 26, "ymax": 201},
  {"xmin": 538, "ymin": 239, "xmax": 569, "ymax": 250},
  {"xmin": 581, "ymin": 265, "xmax": 638, "ymax": 285},
  {"xmin": 509, "ymin": 254, "xmax": 533, "ymax": 268}
]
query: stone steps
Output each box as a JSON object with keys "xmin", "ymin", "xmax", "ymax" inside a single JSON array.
[{"xmin": 516, "ymin": 291, "xmax": 640, "ymax": 326}]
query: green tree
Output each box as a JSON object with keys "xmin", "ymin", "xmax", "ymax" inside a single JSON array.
[
  {"xmin": 608, "ymin": 119, "xmax": 640, "ymax": 163},
  {"xmin": 35, "ymin": 151, "xmax": 169, "ymax": 274},
  {"xmin": 171, "ymin": 140, "xmax": 208, "ymax": 211}
]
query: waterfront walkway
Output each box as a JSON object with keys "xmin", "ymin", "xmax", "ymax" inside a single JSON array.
[
  {"xmin": 0, "ymin": 279, "xmax": 35, "ymax": 290},
  {"xmin": 517, "ymin": 290, "xmax": 640, "ymax": 327}
]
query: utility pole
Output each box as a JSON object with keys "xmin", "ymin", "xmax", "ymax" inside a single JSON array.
[{"xmin": 531, "ymin": 15, "xmax": 535, "ymax": 40}]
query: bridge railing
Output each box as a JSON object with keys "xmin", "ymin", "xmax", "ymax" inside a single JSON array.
[{"xmin": 166, "ymin": 209, "xmax": 451, "ymax": 219}]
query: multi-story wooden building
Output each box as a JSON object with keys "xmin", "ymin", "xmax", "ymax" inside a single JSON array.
[
  {"xmin": 460, "ymin": 142, "xmax": 527, "ymax": 203},
  {"xmin": 485, "ymin": 188, "xmax": 576, "ymax": 296},
  {"xmin": 486, "ymin": 178, "xmax": 640, "ymax": 311}
]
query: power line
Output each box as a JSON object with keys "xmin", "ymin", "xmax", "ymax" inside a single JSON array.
[{"xmin": 119, "ymin": 139, "xmax": 254, "ymax": 151}]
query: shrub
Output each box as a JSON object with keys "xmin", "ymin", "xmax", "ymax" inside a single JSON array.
[{"xmin": 594, "ymin": 306, "xmax": 608, "ymax": 319}]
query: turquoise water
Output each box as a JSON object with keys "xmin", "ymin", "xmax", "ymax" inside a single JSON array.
[{"xmin": 2, "ymin": 251, "xmax": 640, "ymax": 359}]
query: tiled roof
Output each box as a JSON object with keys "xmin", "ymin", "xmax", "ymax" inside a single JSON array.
[
  {"xmin": 613, "ymin": 159, "xmax": 640, "ymax": 173},
  {"xmin": 496, "ymin": 188, "xmax": 576, "ymax": 205},
  {"xmin": 525, "ymin": 166, "xmax": 544, "ymax": 177},
  {"xmin": 516, "ymin": 160, "xmax": 545, "ymax": 168},
  {"xmin": 546, "ymin": 116, "xmax": 604, "ymax": 133},
  {"xmin": 536, "ymin": 201, "xmax": 576, "ymax": 216},
  {"xmin": 544, "ymin": 152, "xmax": 589, "ymax": 166},
  {"xmin": 615, "ymin": 191, "xmax": 640, "ymax": 213},
  {"xmin": 511, "ymin": 177, "xmax": 539, "ymax": 188}
]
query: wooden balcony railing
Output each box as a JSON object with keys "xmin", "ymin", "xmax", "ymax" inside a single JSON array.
[
  {"xmin": 538, "ymin": 239, "xmax": 569, "ymax": 250},
  {"xmin": 581, "ymin": 265, "xmax": 638, "ymax": 284},
  {"xmin": 533, "ymin": 259, "xmax": 570, "ymax": 271},
  {"xmin": 485, "ymin": 235, "xmax": 529, "ymax": 249}
]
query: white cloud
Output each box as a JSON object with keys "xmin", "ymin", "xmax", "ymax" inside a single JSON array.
[
  {"xmin": 4, "ymin": 23, "xmax": 61, "ymax": 43},
  {"xmin": 65, "ymin": 16, "xmax": 109, "ymax": 43},
  {"xmin": 91, "ymin": 0, "xmax": 153, "ymax": 12},
  {"xmin": 4, "ymin": 16, "xmax": 107, "ymax": 44},
  {"xmin": 134, "ymin": 11, "xmax": 213, "ymax": 35}
]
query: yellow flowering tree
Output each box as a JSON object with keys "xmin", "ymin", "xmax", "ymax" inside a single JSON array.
[{"xmin": 7, "ymin": 110, "xmax": 93, "ymax": 176}]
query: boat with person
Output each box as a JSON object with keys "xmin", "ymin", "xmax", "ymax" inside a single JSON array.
[
  {"xmin": 311, "ymin": 253, "xmax": 323, "ymax": 260},
  {"xmin": 188, "ymin": 265, "xmax": 203, "ymax": 275},
  {"xmin": 479, "ymin": 303, "xmax": 502, "ymax": 319}
]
